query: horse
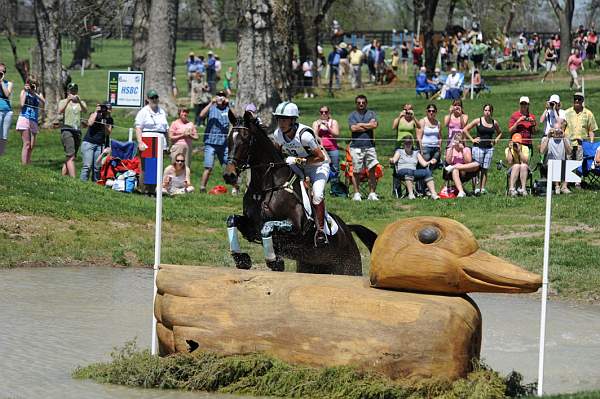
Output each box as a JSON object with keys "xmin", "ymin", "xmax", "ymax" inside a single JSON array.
[{"xmin": 222, "ymin": 111, "xmax": 376, "ymax": 276}]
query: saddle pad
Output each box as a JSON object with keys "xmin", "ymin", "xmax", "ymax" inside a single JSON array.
[{"xmin": 299, "ymin": 180, "xmax": 338, "ymax": 236}]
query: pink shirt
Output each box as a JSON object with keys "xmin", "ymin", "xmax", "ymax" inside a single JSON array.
[
  {"xmin": 316, "ymin": 119, "xmax": 338, "ymax": 151},
  {"xmin": 169, "ymin": 119, "xmax": 197, "ymax": 147},
  {"xmin": 568, "ymin": 55, "xmax": 582, "ymax": 71}
]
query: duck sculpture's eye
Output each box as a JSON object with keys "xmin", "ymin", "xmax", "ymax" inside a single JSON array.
[{"xmin": 418, "ymin": 226, "xmax": 440, "ymax": 244}]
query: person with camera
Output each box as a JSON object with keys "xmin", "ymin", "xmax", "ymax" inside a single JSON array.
[
  {"xmin": 505, "ymin": 133, "xmax": 530, "ymax": 197},
  {"xmin": 508, "ymin": 96, "xmax": 537, "ymax": 151},
  {"xmin": 0, "ymin": 63, "xmax": 14, "ymax": 156},
  {"xmin": 58, "ymin": 83, "xmax": 87, "ymax": 178},
  {"xmin": 80, "ymin": 102, "xmax": 113, "ymax": 182},
  {"xmin": 540, "ymin": 118, "xmax": 572, "ymax": 194},
  {"xmin": 199, "ymin": 90, "xmax": 233, "ymax": 193},
  {"xmin": 444, "ymin": 99, "xmax": 469, "ymax": 147},
  {"xmin": 168, "ymin": 107, "xmax": 198, "ymax": 168},
  {"xmin": 393, "ymin": 103, "xmax": 420, "ymax": 146},
  {"xmin": 540, "ymin": 94, "xmax": 566, "ymax": 137},
  {"xmin": 312, "ymin": 105, "xmax": 340, "ymax": 182},
  {"xmin": 16, "ymin": 77, "xmax": 45, "ymax": 165},
  {"xmin": 443, "ymin": 131, "xmax": 480, "ymax": 198}
]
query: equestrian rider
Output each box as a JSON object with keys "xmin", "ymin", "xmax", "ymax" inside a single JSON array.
[{"xmin": 272, "ymin": 101, "xmax": 330, "ymax": 247}]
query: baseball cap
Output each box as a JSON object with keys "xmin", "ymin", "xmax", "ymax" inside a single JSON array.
[
  {"xmin": 67, "ymin": 82, "xmax": 78, "ymax": 92},
  {"xmin": 549, "ymin": 94, "xmax": 560, "ymax": 103},
  {"xmin": 245, "ymin": 103, "xmax": 257, "ymax": 113},
  {"xmin": 512, "ymin": 133, "xmax": 523, "ymax": 144},
  {"xmin": 207, "ymin": 51, "xmax": 214, "ymax": 55},
  {"xmin": 147, "ymin": 89, "xmax": 159, "ymax": 98},
  {"xmin": 519, "ymin": 96, "xmax": 530, "ymax": 104},
  {"xmin": 216, "ymin": 90, "xmax": 227, "ymax": 97},
  {"xmin": 189, "ymin": 51, "xmax": 195, "ymax": 56},
  {"xmin": 451, "ymin": 67, "xmax": 457, "ymax": 72},
  {"xmin": 339, "ymin": 42, "xmax": 348, "ymax": 49},
  {"xmin": 574, "ymin": 91, "xmax": 585, "ymax": 99}
]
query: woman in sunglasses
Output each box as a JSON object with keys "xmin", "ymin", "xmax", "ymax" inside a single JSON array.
[
  {"xmin": 392, "ymin": 103, "xmax": 420, "ymax": 147},
  {"xmin": 162, "ymin": 154, "xmax": 194, "ymax": 195},
  {"xmin": 312, "ymin": 105, "xmax": 340, "ymax": 182},
  {"xmin": 417, "ymin": 103, "xmax": 441, "ymax": 167}
]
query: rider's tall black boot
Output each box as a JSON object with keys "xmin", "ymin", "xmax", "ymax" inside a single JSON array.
[{"xmin": 314, "ymin": 201, "xmax": 328, "ymax": 247}]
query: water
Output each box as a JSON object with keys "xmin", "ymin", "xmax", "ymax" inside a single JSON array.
[{"xmin": 0, "ymin": 266, "xmax": 599, "ymax": 398}]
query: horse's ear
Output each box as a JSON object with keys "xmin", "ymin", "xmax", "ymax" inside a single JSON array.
[
  {"xmin": 228, "ymin": 109, "xmax": 237, "ymax": 125},
  {"xmin": 243, "ymin": 110, "xmax": 254, "ymax": 125}
]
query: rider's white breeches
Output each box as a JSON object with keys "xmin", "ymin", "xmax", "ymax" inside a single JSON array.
[{"xmin": 305, "ymin": 163, "xmax": 330, "ymax": 205}]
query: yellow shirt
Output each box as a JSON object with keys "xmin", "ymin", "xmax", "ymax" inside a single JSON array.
[
  {"xmin": 349, "ymin": 50, "xmax": 363, "ymax": 65},
  {"xmin": 391, "ymin": 54, "xmax": 400, "ymax": 67},
  {"xmin": 504, "ymin": 145, "xmax": 530, "ymax": 165},
  {"xmin": 564, "ymin": 107, "xmax": 598, "ymax": 143}
]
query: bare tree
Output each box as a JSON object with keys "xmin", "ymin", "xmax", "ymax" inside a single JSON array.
[
  {"xmin": 131, "ymin": 0, "xmax": 151, "ymax": 70},
  {"xmin": 585, "ymin": 0, "xmax": 600, "ymax": 31},
  {"xmin": 198, "ymin": 0, "xmax": 222, "ymax": 48},
  {"xmin": 145, "ymin": 0, "xmax": 179, "ymax": 115},
  {"xmin": 501, "ymin": 0, "xmax": 518, "ymax": 35},
  {"xmin": 414, "ymin": 0, "xmax": 439, "ymax": 71},
  {"xmin": 236, "ymin": 0, "xmax": 294, "ymax": 130},
  {"xmin": 548, "ymin": 0, "xmax": 574, "ymax": 66},
  {"xmin": 445, "ymin": 0, "xmax": 459, "ymax": 32},
  {"xmin": 0, "ymin": 0, "xmax": 29, "ymax": 82}
]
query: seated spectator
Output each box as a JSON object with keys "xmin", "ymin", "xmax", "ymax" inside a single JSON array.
[
  {"xmin": 169, "ymin": 107, "xmax": 198, "ymax": 168},
  {"xmin": 415, "ymin": 66, "xmax": 438, "ymax": 98},
  {"xmin": 443, "ymin": 131, "xmax": 480, "ymax": 198},
  {"xmin": 540, "ymin": 119, "xmax": 572, "ymax": 194},
  {"xmin": 162, "ymin": 154, "xmax": 194, "ymax": 195},
  {"xmin": 389, "ymin": 135, "xmax": 439, "ymax": 200},
  {"xmin": 505, "ymin": 133, "xmax": 530, "ymax": 197},
  {"xmin": 463, "ymin": 69, "xmax": 483, "ymax": 98},
  {"xmin": 594, "ymin": 146, "xmax": 600, "ymax": 168},
  {"xmin": 441, "ymin": 67, "xmax": 463, "ymax": 99}
]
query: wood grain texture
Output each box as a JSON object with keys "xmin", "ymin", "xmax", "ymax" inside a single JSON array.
[{"xmin": 156, "ymin": 265, "xmax": 482, "ymax": 380}]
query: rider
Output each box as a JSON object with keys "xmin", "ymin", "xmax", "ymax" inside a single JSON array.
[{"xmin": 272, "ymin": 101, "xmax": 330, "ymax": 247}]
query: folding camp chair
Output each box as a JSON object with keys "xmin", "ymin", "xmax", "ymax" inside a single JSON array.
[
  {"xmin": 340, "ymin": 146, "xmax": 384, "ymax": 197},
  {"xmin": 578, "ymin": 141, "xmax": 600, "ymax": 188}
]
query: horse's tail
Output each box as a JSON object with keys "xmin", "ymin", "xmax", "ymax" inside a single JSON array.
[{"xmin": 348, "ymin": 224, "xmax": 378, "ymax": 253}]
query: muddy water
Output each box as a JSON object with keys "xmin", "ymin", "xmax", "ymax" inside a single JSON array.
[{"xmin": 0, "ymin": 266, "xmax": 599, "ymax": 397}]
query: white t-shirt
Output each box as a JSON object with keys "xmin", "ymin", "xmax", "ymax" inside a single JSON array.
[
  {"xmin": 273, "ymin": 123, "xmax": 321, "ymax": 164},
  {"xmin": 135, "ymin": 105, "xmax": 169, "ymax": 133},
  {"xmin": 543, "ymin": 108, "xmax": 566, "ymax": 136},
  {"xmin": 302, "ymin": 61, "xmax": 313, "ymax": 78},
  {"xmin": 445, "ymin": 73, "xmax": 462, "ymax": 89}
]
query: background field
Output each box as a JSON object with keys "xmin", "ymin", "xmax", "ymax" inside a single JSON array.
[{"xmin": 0, "ymin": 38, "xmax": 599, "ymax": 301}]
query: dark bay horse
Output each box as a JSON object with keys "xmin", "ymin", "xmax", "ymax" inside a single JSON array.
[{"xmin": 223, "ymin": 111, "xmax": 376, "ymax": 275}]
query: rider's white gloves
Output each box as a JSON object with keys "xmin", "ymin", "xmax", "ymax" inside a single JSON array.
[{"xmin": 285, "ymin": 156, "xmax": 305, "ymax": 165}]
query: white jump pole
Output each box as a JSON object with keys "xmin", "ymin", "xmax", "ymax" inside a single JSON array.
[
  {"xmin": 582, "ymin": 75, "xmax": 585, "ymax": 97},
  {"xmin": 144, "ymin": 133, "xmax": 164, "ymax": 356},
  {"xmin": 128, "ymin": 128, "xmax": 133, "ymax": 143},
  {"xmin": 470, "ymin": 68, "xmax": 475, "ymax": 100},
  {"xmin": 537, "ymin": 160, "xmax": 554, "ymax": 396}
]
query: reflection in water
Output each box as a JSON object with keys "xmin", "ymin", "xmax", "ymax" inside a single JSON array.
[{"xmin": 0, "ymin": 266, "xmax": 599, "ymax": 397}]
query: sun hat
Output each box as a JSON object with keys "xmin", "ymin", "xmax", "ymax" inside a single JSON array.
[
  {"xmin": 519, "ymin": 96, "xmax": 530, "ymax": 104},
  {"xmin": 339, "ymin": 42, "xmax": 348, "ymax": 49}
]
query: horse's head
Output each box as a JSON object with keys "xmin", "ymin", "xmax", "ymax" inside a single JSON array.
[{"xmin": 223, "ymin": 110, "xmax": 255, "ymax": 185}]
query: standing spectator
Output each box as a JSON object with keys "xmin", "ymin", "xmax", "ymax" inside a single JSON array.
[
  {"xmin": 508, "ymin": 96, "xmax": 536, "ymax": 150},
  {"xmin": 587, "ymin": 30, "xmax": 597, "ymax": 62},
  {"xmin": 552, "ymin": 34, "xmax": 561, "ymax": 62},
  {"xmin": 417, "ymin": 103, "xmax": 441, "ymax": 166},
  {"xmin": 471, "ymin": 39, "xmax": 487, "ymax": 70},
  {"xmin": 135, "ymin": 89, "xmax": 169, "ymax": 152},
  {"xmin": 567, "ymin": 49, "xmax": 583, "ymax": 90},
  {"xmin": 540, "ymin": 119, "xmax": 572, "ymax": 194},
  {"xmin": 214, "ymin": 54, "xmax": 222, "ymax": 83},
  {"xmin": 541, "ymin": 41, "xmax": 557, "ymax": 83},
  {"xmin": 169, "ymin": 107, "xmax": 198, "ymax": 168},
  {"xmin": 439, "ymin": 41, "xmax": 449, "ymax": 71},
  {"xmin": 349, "ymin": 45, "xmax": 363, "ymax": 88},
  {"xmin": 162, "ymin": 153, "xmax": 194, "ymax": 195},
  {"xmin": 364, "ymin": 40, "xmax": 377, "ymax": 82},
  {"xmin": 16, "ymin": 77, "xmax": 44, "ymax": 165},
  {"xmin": 516, "ymin": 37, "xmax": 528, "ymax": 71},
  {"xmin": 223, "ymin": 66, "xmax": 234, "ymax": 97},
  {"xmin": 373, "ymin": 41, "xmax": 386, "ymax": 84},
  {"xmin": 505, "ymin": 133, "xmax": 530, "ymax": 197},
  {"xmin": 444, "ymin": 99, "xmax": 469, "ymax": 146},
  {"xmin": 457, "ymin": 38, "xmax": 471, "ymax": 72},
  {"xmin": 312, "ymin": 105, "xmax": 340, "ymax": 182},
  {"xmin": 540, "ymin": 94, "xmax": 566, "ymax": 137},
  {"xmin": 400, "ymin": 41, "xmax": 409, "ymax": 75},
  {"xmin": 463, "ymin": 104, "xmax": 503, "ymax": 194},
  {"xmin": 190, "ymin": 71, "xmax": 204, "ymax": 125},
  {"xmin": 206, "ymin": 51, "xmax": 217, "ymax": 94},
  {"xmin": 348, "ymin": 94, "xmax": 379, "ymax": 201},
  {"xmin": 393, "ymin": 103, "xmax": 420, "ymax": 144},
  {"xmin": 316, "ymin": 46, "xmax": 326, "ymax": 88},
  {"xmin": 391, "ymin": 48, "xmax": 400, "ymax": 74},
  {"xmin": 185, "ymin": 52, "xmax": 201, "ymax": 92},
  {"xmin": 564, "ymin": 92, "xmax": 597, "ymax": 165},
  {"xmin": 444, "ymin": 131, "xmax": 480, "ymax": 198},
  {"xmin": 0, "ymin": 63, "xmax": 14, "ymax": 156},
  {"xmin": 199, "ymin": 90, "xmax": 235, "ymax": 194},
  {"xmin": 338, "ymin": 42, "xmax": 350, "ymax": 84},
  {"xmin": 389, "ymin": 135, "xmax": 440, "ymax": 200},
  {"xmin": 302, "ymin": 57, "xmax": 314, "ymax": 98},
  {"xmin": 327, "ymin": 46, "xmax": 341, "ymax": 91},
  {"xmin": 412, "ymin": 40, "xmax": 424, "ymax": 73},
  {"xmin": 80, "ymin": 102, "xmax": 113, "ymax": 182},
  {"xmin": 58, "ymin": 82, "xmax": 87, "ymax": 177}
]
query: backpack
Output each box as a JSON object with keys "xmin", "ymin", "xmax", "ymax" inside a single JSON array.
[
  {"xmin": 533, "ymin": 179, "xmax": 547, "ymax": 196},
  {"xmin": 330, "ymin": 181, "xmax": 349, "ymax": 197}
]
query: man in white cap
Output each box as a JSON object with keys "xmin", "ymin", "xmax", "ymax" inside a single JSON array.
[
  {"xmin": 442, "ymin": 67, "xmax": 462, "ymax": 99},
  {"xmin": 540, "ymin": 94, "xmax": 566, "ymax": 137}
]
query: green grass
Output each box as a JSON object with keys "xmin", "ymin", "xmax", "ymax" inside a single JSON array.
[{"xmin": 1, "ymin": 38, "xmax": 600, "ymax": 300}]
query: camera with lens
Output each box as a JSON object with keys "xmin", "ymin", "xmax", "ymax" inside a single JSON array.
[
  {"xmin": 100, "ymin": 104, "xmax": 108, "ymax": 113},
  {"xmin": 496, "ymin": 160, "xmax": 504, "ymax": 171}
]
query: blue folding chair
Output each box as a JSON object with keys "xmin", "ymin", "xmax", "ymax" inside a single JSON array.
[{"xmin": 577, "ymin": 141, "xmax": 600, "ymax": 188}]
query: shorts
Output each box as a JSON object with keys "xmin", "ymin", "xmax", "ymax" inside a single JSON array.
[
  {"xmin": 303, "ymin": 76, "xmax": 313, "ymax": 88},
  {"xmin": 204, "ymin": 143, "xmax": 228, "ymax": 169},
  {"xmin": 0, "ymin": 110, "xmax": 13, "ymax": 140},
  {"xmin": 472, "ymin": 54, "xmax": 484, "ymax": 64},
  {"xmin": 570, "ymin": 144, "xmax": 583, "ymax": 161},
  {"xmin": 60, "ymin": 128, "xmax": 81, "ymax": 157},
  {"xmin": 350, "ymin": 146, "xmax": 378, "ymax": 171},
  {"xmin": 570, "ymin": 69, "xmax": 578, "ymax": 79},
  {"xmin": 471, "ymin": 146, "xmax": 494, "ymax": 170},
  {"xmin": 545, "ymin": 61, "xmax": 556, "ymax": 71},
  {"xmin": 16, "ymin": 116, "xmax": 38, "ymax": 134}
]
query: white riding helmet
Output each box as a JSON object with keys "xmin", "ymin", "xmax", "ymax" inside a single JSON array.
[{"xmin": 273, "ymin": 101, "xmax": 299, "ymax": 118}]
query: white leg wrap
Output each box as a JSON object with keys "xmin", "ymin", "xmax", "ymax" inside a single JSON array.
[
  {"xmin": 262, "ymin": 236, "xmax": 276, "ymax": 261},
  {"xmin": 227, "ymin": 227, "xmax": 241, "ymax": 253}
]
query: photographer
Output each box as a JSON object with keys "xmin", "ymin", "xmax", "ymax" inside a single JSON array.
[
  {"xmin": 80, "ymin": 102, "xmax": 113, "ymax": 182},
  {"xmin": 508, "ymin": 96, "xmax": 536, "ymax": 151},
  {"xmin": 0, "ymin": 63, "xmax": 14, "ymax": 156},
  {"xmin": 392, "ymin": 103, "xmax": 420, "ymax": 146},
  {"xmin": 540, "ymin": 94, "xmax": 565, "ymax": 137},
  {"xmin": 505, "ymin": 133, "xmax": 530, "ymax": 196},
  {"xmin": 540, "ymin": 118, "xmax": 571, "ymax": 194},
  {"xmin": 199, "ymin": 90, "xmax": 232, "ymax": 193},
  {"xmin": 16, "ymin": 77, "xmax": 45, "ymax": 165},
  {"xmin": 58, "ymin": 83, "xmax": 87, "ymax": 178}
]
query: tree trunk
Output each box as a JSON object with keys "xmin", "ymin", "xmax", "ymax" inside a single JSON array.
[
  {"xmin": 421, "ymin": 0, "xmax": 438, "ymax": 71},
  {"xmin": 131, "ymin": 0, "xmax": 150, "ymax": 70},
  {"xmin": 70, "ymin": 36, "xmax": 92, "ymax": 69},
  {"xmin": 502, "ymin": 1, "xmax": 516, "ymax": 36},
  {"xmin": 1, "ymin": 0, "xmax": 29, "ymax": 82},
  {"xmin": 145, "ymin": 0, "xmax": 179, "ymax": 116},
  {"xmin": 199, "ymin": 0, "xmax": 222, "ymax": 48},
  {"xmin": 155, "ymin": 265, "xmax": 481, "ymax": 380},
  {"xmin": 33, "ymin": 0, "xmax": 63, "ymax": 128},
  {"xmin": 445, "ymin": 0, "xmax": 457, "ymax": 32},
  {"xmin": 548, "ymin": 0, "xmax": 574, "ymax": 66},
  {"xmin": 236, "ymin": 0, "xmax": 294, "ymax": 130}
]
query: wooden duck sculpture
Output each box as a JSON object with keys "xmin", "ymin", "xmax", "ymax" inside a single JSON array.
[{"xmin": 155, "ymin": 217, "xmax": 541, "ymax": 381}]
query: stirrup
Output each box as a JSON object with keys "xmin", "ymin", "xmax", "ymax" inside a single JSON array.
[{"xmin": 314, "ymin": 230, "xmax": 329, "ymax": 247}]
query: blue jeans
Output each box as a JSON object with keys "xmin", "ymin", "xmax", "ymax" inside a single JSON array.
[
  {"xmin": 204, "ymin": 143, "xmax": 228, "ymax": 169},
  {"xmin": 396, "ymin": 168, "xmax": 433, "ymax": 182},
  {"xmin": 80, "ymin": 141, "xmax": 102, "ymax": 182},
  {"xmin": 327, "ymin": 149, "xmax": 339, "ymax": 181}
]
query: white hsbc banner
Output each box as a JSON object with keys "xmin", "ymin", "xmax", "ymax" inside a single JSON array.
[{"xmin": 107, "ymin": 71, "xmax": 145, "ymax": 108}]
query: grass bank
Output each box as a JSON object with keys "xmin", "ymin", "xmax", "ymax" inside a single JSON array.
[{"xmin": 0, "ymin": 39, "xmax": 599, "ymax": 301}]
